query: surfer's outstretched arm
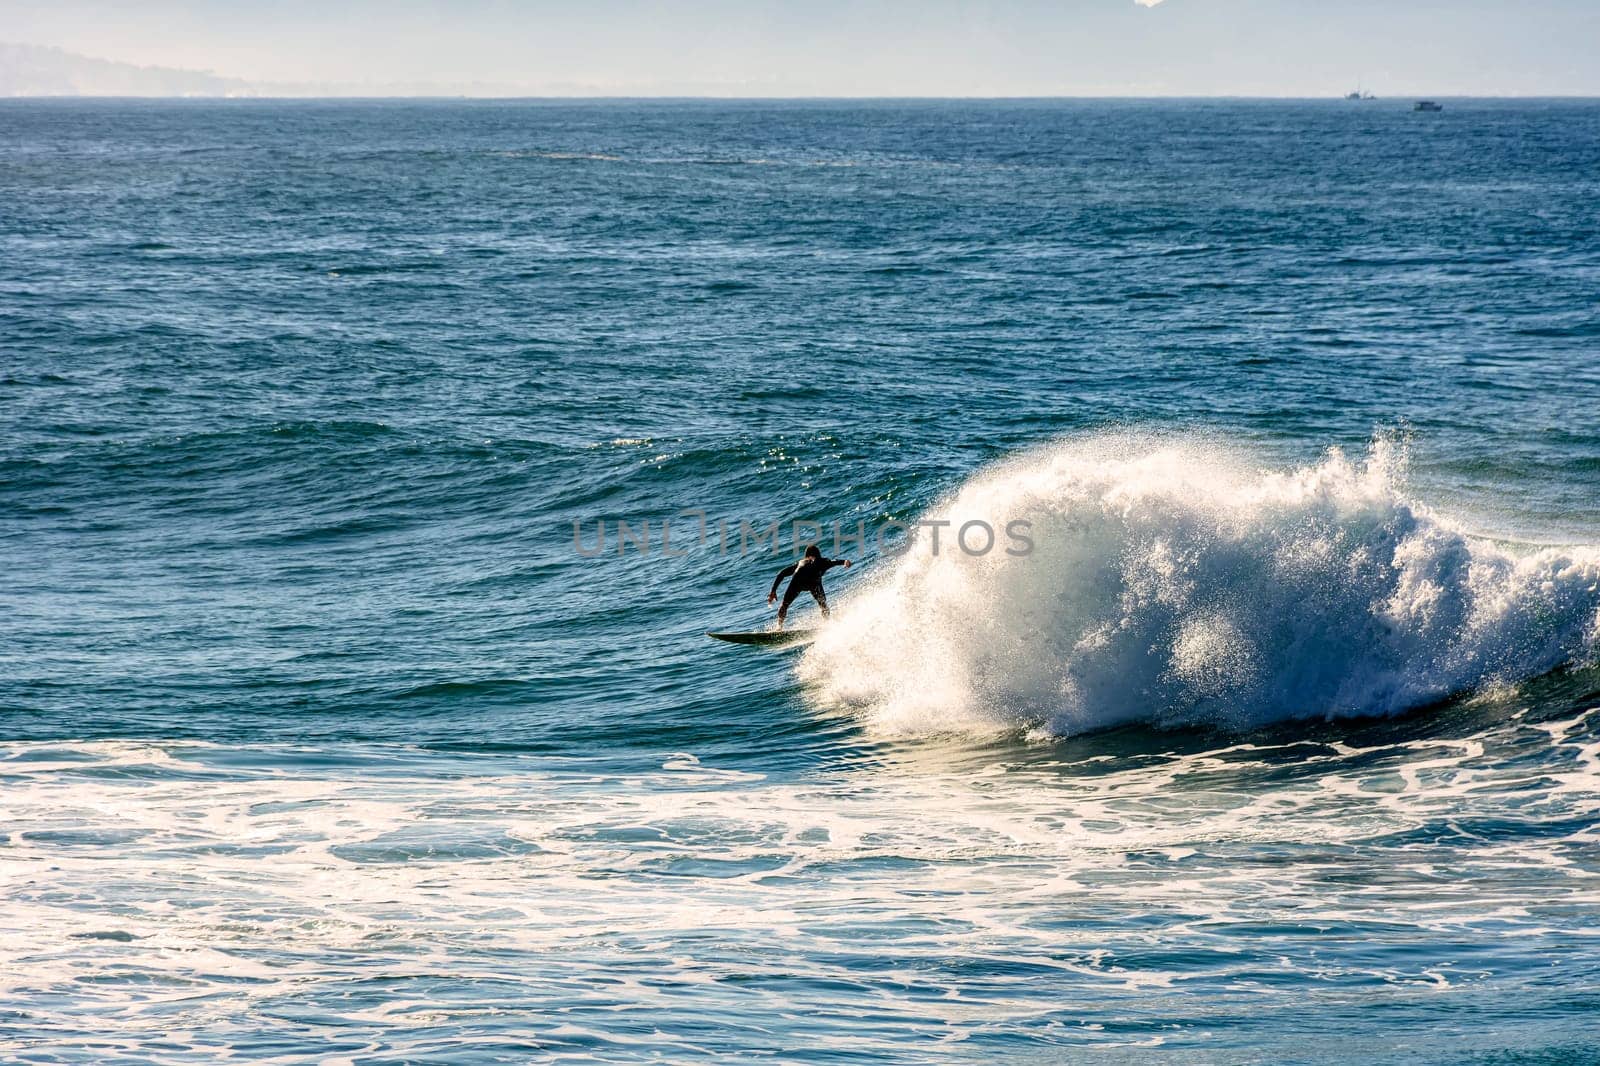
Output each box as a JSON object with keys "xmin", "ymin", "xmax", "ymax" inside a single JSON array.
[
  {"xmin": 767, "ymin": 563, "xmax": 797, "ymax": 604},
  {"xmin": 825, "ymin": 558, "xmax": 852, "ymax": 571}
]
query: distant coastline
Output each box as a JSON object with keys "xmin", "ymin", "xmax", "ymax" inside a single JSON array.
[{"xmin": 0, "ymin": 42, "xmax": 533, "ymax": 98}]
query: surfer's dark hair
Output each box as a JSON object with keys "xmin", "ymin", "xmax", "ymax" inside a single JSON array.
[{"xmin": 804, "ymin": 543, "xmax": 822, "ymax": 559}]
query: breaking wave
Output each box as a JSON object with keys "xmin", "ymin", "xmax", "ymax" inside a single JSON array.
[{"xmin": 801, "ymin": 435, "xmax": 1600, "ymax": 736}]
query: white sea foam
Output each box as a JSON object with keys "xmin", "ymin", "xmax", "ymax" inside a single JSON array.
[
  {"xmin": 5, "ymin": 720, "xmax": 1600, "ymax": 1060},
  {"xmin": 802, "ymin": 435, "xmax": 1600, "ymax": 736}
]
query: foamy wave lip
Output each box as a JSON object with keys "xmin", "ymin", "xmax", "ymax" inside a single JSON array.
[{"xmin": 800, "ymin": 435, "xmax": 1600, "ymax": 737}]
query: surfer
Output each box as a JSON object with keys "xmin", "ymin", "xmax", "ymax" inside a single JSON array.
[{"xmin": 768, "ymin": 544, "xmax": 851, "ymax": 629}]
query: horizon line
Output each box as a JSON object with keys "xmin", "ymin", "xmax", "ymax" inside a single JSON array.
[{"xmin": 7, "ymin": 93, "xmax": 1600, "ymax": 102}]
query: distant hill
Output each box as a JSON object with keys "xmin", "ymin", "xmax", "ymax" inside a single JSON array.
[
  {"xmin": 0, "ymin": 40, "xmax": 910, "ymax": 98},
  {"xmin": 0, "ymin": 42, "xmax": 559, "ymax": 97},
  {"xmin": 0, "ymin": 42, "xmax": 251, "ymax": 96}
]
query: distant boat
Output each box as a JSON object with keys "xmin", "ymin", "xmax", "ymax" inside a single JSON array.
[
  {"xmin": 1344, "ymin": 89, "xmax": 1376, "ymax": 100},
  {"xmin": 1414, "ymin": 100, "xmax": 1443, "ymax": 112}
]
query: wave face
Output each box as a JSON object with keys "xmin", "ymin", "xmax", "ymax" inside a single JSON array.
[{"xmin": 803, "ymin": 437, "xmax": 1600, "ymax": 736}]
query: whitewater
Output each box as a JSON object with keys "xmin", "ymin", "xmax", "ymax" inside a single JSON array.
[{"xmin": 807, "ymin": 436, "xmax": 1600, "ymax": 737}]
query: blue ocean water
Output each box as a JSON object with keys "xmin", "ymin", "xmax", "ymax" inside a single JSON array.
[{"xmin": 3, "ymin": 98, "xmax": 1600, "ymax": 1062}]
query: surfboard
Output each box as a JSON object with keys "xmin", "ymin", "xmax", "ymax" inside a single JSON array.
[{"xmin": 707, "ymin": 629, "xmax": 816, "ymax": 646}]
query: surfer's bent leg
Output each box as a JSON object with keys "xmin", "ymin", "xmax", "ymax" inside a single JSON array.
[
  {"xmin": 811, "ymin": 588, "xmax": 829, "ymax": 618},
  {"xmin": 778, "ymin": 582, "xmax": 803, "ymax": 627}
]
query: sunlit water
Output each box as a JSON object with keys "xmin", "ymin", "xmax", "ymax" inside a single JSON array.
[{"xmin": 4, "ymin": 99, "xmax": 1600, "ymax": 1062}]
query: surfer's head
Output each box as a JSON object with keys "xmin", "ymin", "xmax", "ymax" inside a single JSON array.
[{"xmin": 804, "ymin": 543, "xmax": 822, "ymax": 560}]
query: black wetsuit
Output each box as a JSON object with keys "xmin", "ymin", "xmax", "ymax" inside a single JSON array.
[{"xmin": 771, "ymin": 556, "xmax": 846, "ymax": 621}]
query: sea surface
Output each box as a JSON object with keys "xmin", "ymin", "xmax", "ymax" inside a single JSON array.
[{"xmin": 4, "ymin": 98, "xmax": 1600, "ymax": 1063}]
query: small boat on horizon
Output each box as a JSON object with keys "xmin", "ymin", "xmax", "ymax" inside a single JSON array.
[{"xmin": 1414, "ymin": 100, "xmax": 1443, "ymax": 112}]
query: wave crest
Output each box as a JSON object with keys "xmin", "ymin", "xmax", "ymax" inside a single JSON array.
[{"xmin": 800, "ymin": 436, "xmax": 1600, "ymax": 736}]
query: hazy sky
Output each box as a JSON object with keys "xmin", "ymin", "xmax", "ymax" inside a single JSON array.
[{"xmin": 5, "ymin": 0, "xmax": 1598, "ymax": 96}]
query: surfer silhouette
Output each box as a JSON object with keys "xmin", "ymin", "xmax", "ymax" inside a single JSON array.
[{"xmin": 768, "ymin": 544, "xmax": 851, "ymax": 629}]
